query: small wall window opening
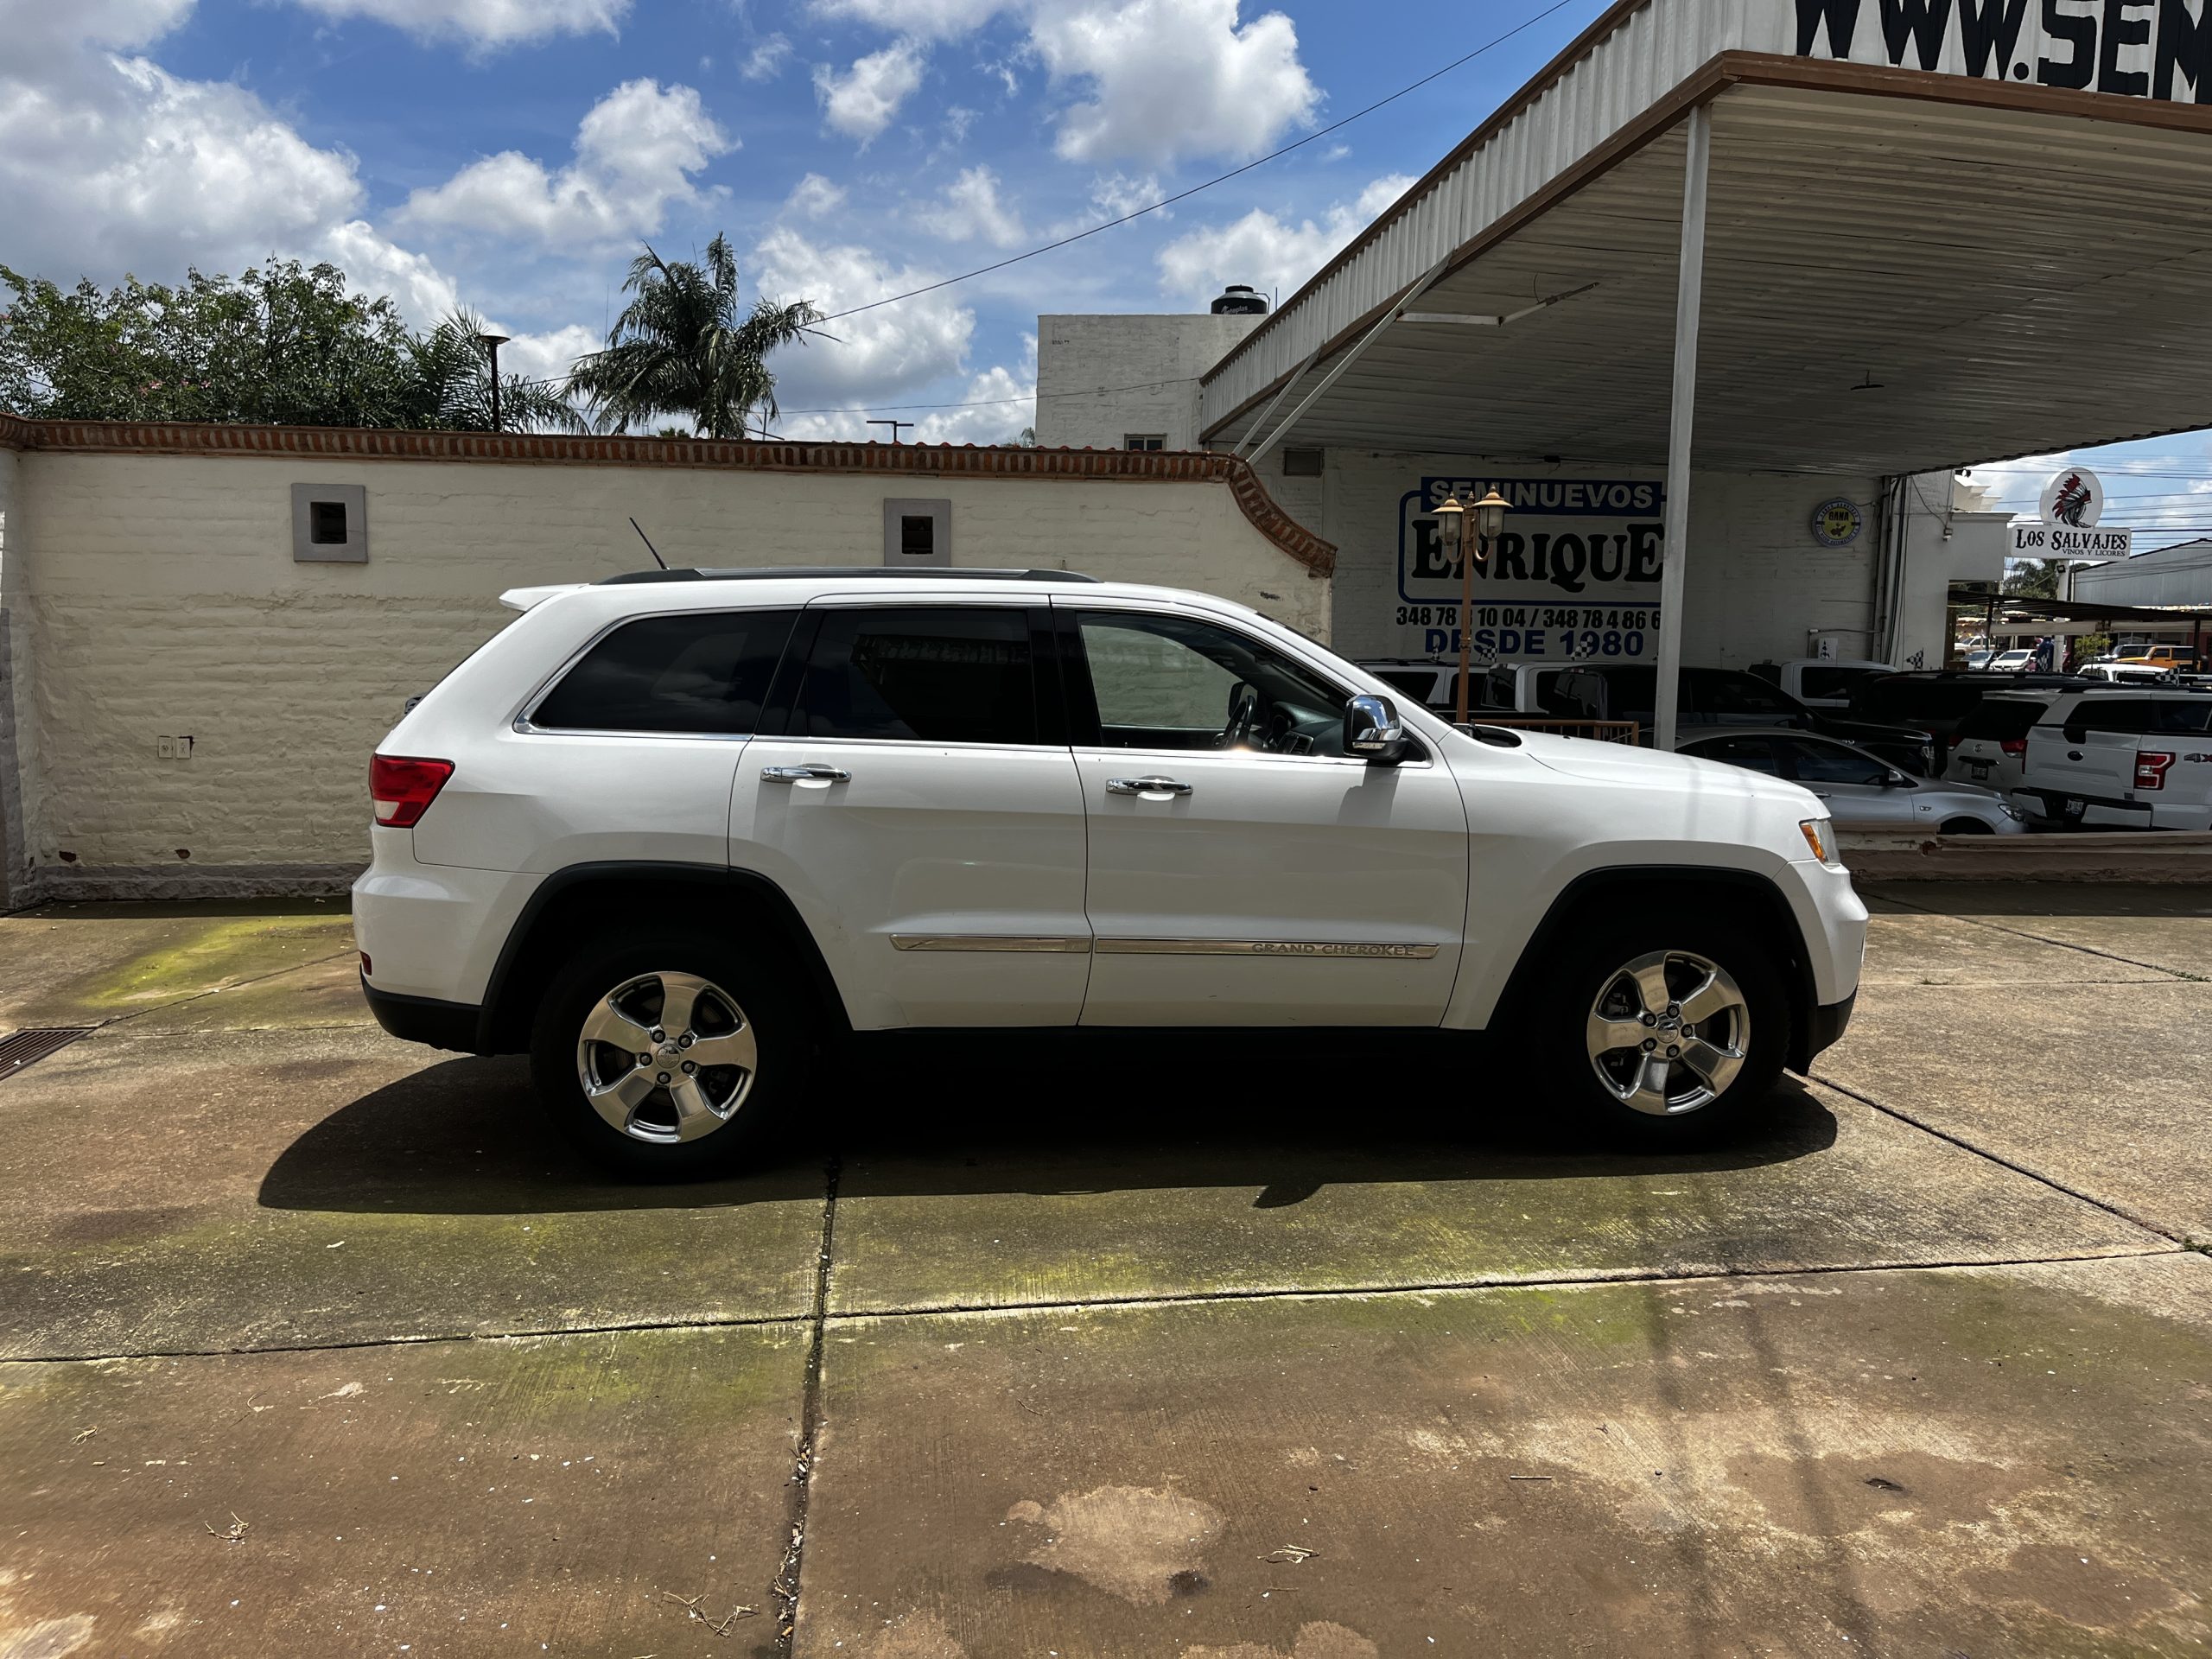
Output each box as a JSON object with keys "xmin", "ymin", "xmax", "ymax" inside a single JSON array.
[
  {"xmin": 291, "ymin": 482, "xmax": 368, "ymax": 563},
  {"xmin": 882, "ymin": 498, "xmax": 951, "ymax": 566},
  {"xmin": 1123, "ymin": 434, "xmax": 1166, "ymax": 452},
  {"xmin": 1282, "ymin": 447, "xmax": 1325, "ymax": 477}
]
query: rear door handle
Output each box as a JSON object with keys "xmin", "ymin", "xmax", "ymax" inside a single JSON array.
[
  {"xmin": 1107, "ymin": 775, "xmax": 1192, "ymax": 798},
  {"xmin": 761, "ymin": 764, "xmax": 851, "ymax": 783}
]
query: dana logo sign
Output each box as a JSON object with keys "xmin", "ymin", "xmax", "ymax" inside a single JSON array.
[{"xmin": 1796, "ymin": 0, "xmax": 2212, "ymax": 101}]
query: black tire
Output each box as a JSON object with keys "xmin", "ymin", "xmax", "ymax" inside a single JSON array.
[
  {"xmin": 529, "ymin": 928, "xmax": 813, "ymax": 1179},
  {"xmin": 1535, "ymin": 907, "xmax": 1790, "ymax": 1148},
  {"xmin": 1939, "ymin": 817, "xmax": 1994, "ymax": 835}
]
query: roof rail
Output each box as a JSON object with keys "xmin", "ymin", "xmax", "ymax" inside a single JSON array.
[{"xmin": 596, "ymin": 565, "xmax": 1103, "ymax": 586}]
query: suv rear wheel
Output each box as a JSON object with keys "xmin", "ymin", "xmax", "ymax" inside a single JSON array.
[
  {"xmin": 530, "ymin": 930, "xmax": 811, "ymax": 1179},
  {"xmin": 1540, "ymin": 911, "xmax": 1789, "ymax": 1146}
]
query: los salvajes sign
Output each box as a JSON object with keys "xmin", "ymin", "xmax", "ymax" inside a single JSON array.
[
  {"xmin": 2009, "ymin": 463, "xmax": 2133, "ymax": 556},
  {"xmin": 1395, "ymin": 477, "xmax": 1664, "ymax": 663},
  {"xmin": 1796, "ymin": 0, "xmax": 2212, "ymax": 104}
]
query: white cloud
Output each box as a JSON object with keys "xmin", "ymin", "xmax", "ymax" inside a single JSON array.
[
  {"xmin": 810, "ymin": 0, "xmax": 1316, "ymax": 166},
  {"xmin": 918, "ymin": 165, "xmax": 1024, "ymax": 247},
  {"xmin": 741, "ymin": 32, "xmax": 794, "ymax": 80},
  {"xmin": 1088, "ymin": 171, "xmax": 1163, "ymax": 221},
  {"xmin": 318, "ymin": 219, "xmax": 460, "ymax": 320},
  {"xmin": 0, "ymin": 42, "xmax": 362, "ymax": 284},
  {"xmin": 494, "ymin": 322, "xmax": 601, "ymax": 389},
  {"xmin": 753, "ymin": 226, "xmax": 974, "ymax": 409},
  {"xmin": 400, "ymin": 79, "xmax": 731, "ymax": 246},
  {"xmin": 1155, "ymin": 174, "xmax": 1414, "ymax": 305},
  {"xmin": 814, "ymin": 39, "xmax": 925, "ymax": 144},
  {"xmin": 785, "ymin": 171, "xmax": 848, "ymax": 219},
  {"xmin": 1032, "ymin": 0, "xmax": 1318, "ymax": 165},
  {"xmin": 809, "ymin": 0, "xmax": 1005, "ymax": 41},
  {"xmin": 283, "ymin": 0, "xmax": 629, "ymax": 47}
]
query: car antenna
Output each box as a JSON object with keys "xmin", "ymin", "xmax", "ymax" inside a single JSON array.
[{"xmin": 628, "ymin": 517, "xmax": 669, "ymax": 570}]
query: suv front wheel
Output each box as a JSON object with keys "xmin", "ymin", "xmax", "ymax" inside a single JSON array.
[
  {"xmin": 1541, "ymin": 911, "xmax": 1789, "ymax": 1146},
  {"xmin": 530, "ymin": 931, "xmax": 810, "ymax": 1178}
]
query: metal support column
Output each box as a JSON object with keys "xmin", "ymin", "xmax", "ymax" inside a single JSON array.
[{"xmin": 1653, "ymin": 105, "xmax": 1711, "ymax": 753}]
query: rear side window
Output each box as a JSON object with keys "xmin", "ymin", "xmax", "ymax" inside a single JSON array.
[
  {"xmin": 792, "ymin": 606, "xmax": 1037, "ymax": 744},
  {"xmin": 532, "ymin": 608, "xmax": 799, "ymax": 734},
  {"xmin": 1371, "ymin": 668, "xmax": 1446, "ymax": 703},
  {"xmin": 1955, "ymin": 698, "xmax": 2044, "ymax": 742},
  {"xmin": 1798, "ymin": 665, "xmax": 1887, "ymax": 702},
  {"xmin": 2070, "ymin": 698, "xmax": 2157, "ymax": 735},
  {"xmin": 2151, "ymin": 700, "xmax": 2212, "ymax": 734}
]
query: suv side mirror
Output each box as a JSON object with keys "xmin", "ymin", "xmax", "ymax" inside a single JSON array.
[{"xmin": 1345, "ymin": 694, "xmax": 1408, "ymax": 764}]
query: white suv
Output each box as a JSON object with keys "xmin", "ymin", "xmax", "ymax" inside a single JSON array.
[
  {"xmin": 2010, "ymin": 688, "xmax": 2212, "ymax": 830},
  {"xmin": 355, "ymin": 569, "xmax": 1866, "ymax": 1176}
]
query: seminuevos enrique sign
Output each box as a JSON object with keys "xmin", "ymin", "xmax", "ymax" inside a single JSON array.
[{"xmin": 1796, "ymin": 0, "xmax": 2212, "ymax": 102}]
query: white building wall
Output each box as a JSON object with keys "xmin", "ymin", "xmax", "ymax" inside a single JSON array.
[
  {"xmin": 1036, "ymin": 313, "xmax": 1263, "ymax": 451},
  {"xmin": 1895, "ymin": 476, "xmax": 2009, "ymax": 669},
  {"xmin": 0, "ymin": 442, "xmax": 30, "ymax": 907},
  {"xmin": 1315, "ymin": 450, "xmax": 1885, "ymax": 670},
  {"xmin": 11, "ymin": 449, "xmax": 1325, "ymax": 893}
]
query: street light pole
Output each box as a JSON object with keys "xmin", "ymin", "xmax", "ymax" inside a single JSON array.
[
  {"xmin": 1439, "ymin": 488, "xmax": 1511, "ymax": 726},
  {"xmin": 477, "ymin": 332, "xmax": 512, "ymax": 433}
]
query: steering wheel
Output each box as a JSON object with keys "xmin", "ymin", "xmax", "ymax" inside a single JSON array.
[{"xmin": 1223, "ymin": 681, "xmax": 1265, "ymax": 749}]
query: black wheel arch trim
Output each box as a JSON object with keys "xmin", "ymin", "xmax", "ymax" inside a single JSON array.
[
  {"xmin": 1488, "ymin": 865, "xmax": 1826, "ymax": 1074},
  {"xmin": 476, "ymin": 861, "xmax": 852, "ymax": 1053}
]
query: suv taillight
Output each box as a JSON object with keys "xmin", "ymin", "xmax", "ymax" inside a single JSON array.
[
  {"xmin": 2135, "ymin": 752, "xmax": 2176, "ymax": 791},
  {"xmin": 371, "ymin": 754, "xmax": 454, "ymax": 827},
  {"xmin": 2000, "ymin": 738, "xmax": 2027, "ymax": 757}
]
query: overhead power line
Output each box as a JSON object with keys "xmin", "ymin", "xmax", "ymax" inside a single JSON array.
[{"xmin": 813, "ymin": 0, "xmax": 1581, "ymax": 325}]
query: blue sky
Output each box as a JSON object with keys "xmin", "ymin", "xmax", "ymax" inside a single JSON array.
[
  {"xmin": 1, "ymin": 0, "xmax": 1599, "ymax": 442},
  {"xmin": 5, "ymin": 0, "xmax": 2210, "ymax": 542}
]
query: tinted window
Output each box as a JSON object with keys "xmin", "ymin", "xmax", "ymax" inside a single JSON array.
[
  {"xmin": 1694, "ymin": 672, "xmax": 1799, "ymax": 721},
  {"xmin": 1371, "ymin": 668, "xmax": 1448, "ymax": 704},
  {"xmin": 1777, "ymin": 736, "xmax": 1893, "ymax": 785},
  {"xmin": 533, "ymin": 608, "xmax": 798, "ymax": 734},
  {"xmin": 1851, "ymin": 679, "xmax": 1980, "ymax": 722},
  {"xmin": 1955, "ymin": 698, "xmax": 2045, "ymax": 742},
  {"xmin": 791, "ymin": 607, "xmax": 1037, "ymax": 744},
  {"xmin": 1687, "ymin": 734, "xmax": 1783, "ymax": 775},
  {"xmin": 2070, "ymin": 698, "xmax": 2157, "ymax": 736},
  {"xmin": 2151, "ymin": 700, "xmax": 2212, "ymax": 734},
  {"xmin": 1076, "ymin": 610, "xmax": 1355, "ymax": 756},
  {"xmin": 1798, "ymin": 664, "xmax": 1888, "ymax": 701}
]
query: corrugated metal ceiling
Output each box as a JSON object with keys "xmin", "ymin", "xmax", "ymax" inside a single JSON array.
[{"xmin": 1205, "ymin": 85, "xmax": 2212, "ymax": 476}]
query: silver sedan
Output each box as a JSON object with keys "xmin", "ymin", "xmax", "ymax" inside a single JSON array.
[{"xmin": 1677, "ymin": 728, "xmax": 2026, "ymax": 834}]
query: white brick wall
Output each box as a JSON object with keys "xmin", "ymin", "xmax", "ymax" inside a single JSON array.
[
  {"xmin": 0, "ymin": 442, "xmax": 29, "ymax": 905},
  {"xmin": 11, "ymin": 449, "xmax": 1326, "ymax": 889}
]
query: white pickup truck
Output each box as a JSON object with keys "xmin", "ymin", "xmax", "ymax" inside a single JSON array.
[
  {"xmin": 1747, "ymin": 658, "xmax": 1897, "ymax": 710},
  {"xmin": 2010, "ymin": 689, "xmax": 2212, "ymax": 830}
]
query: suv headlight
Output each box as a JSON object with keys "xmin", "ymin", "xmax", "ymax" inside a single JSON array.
[{"xmin": 1799, "ymin": 817, "xmax": 1840, "ymax": 865}]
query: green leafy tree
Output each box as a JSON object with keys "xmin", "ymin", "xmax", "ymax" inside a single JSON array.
[
  {"xmin": 1, "ymin": 260, "xmax": 583, "ymax": 432},
  {"xmin": 567, "ymin": 235, "xmax": 823, "ymax": 437},
  {"xmin": 2004, "ymin": 557, "xmax": 2074, "ymax": 600}
]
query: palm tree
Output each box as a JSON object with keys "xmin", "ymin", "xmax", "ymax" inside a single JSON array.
[
  {"xmin": 406, "ymin": 308, "xmax": 586, "ymax": 434},
  {"xmin": 567, "ymin": 235, "xmax": 823, "ymax": 438}
]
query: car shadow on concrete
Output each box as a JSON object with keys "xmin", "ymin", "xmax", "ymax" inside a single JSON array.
[{"xmin": 257, "ymin": 1033, "xmax": 1838, "ymax": 1217}]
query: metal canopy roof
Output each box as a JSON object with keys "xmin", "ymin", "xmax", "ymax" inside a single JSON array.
[{"xmin": 1205, "ymin": 71, "xmax": 2212, "ymax": 474}]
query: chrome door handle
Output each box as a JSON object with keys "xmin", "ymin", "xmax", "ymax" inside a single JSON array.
[
  {"xmin": 1107, "ymin": 775, "xmax": 1192, "ymax": 797},
  {"xmin": 761, "ymin": 764, "xmax": 851, "ymax": 783}
]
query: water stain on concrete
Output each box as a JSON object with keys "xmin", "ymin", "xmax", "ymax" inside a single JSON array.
[
  {"xmin": 1008, "ymin": 1484, "xmax": 1224, "ymax": 1607},
  {"xmin": 0, "ymin": 1613, "xmax": 95, "ymax": 1659},
  {"xmin": 1969, "ymin": 1542, "xmax": 2185, "ymax": 1630},
  {"xmin": 1185, "ymin": 1621, "xmax": 1380, "ymax": 1659},
  {"xmin": 866, "ymin": 1609, "xmax": 966, "ymax": 1658}
]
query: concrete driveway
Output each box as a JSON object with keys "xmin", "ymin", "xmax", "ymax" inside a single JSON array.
[{"xmin": 0, "ymin": 887, "xmax": 2207, "ymax": 1656}]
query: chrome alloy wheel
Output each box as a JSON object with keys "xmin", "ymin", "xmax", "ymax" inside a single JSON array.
[
  {"xmin": 1584, "ymin": 950, "xmax": 1750, "ymax": 1117},
  {"xmin": 575, "ymin": 970, "xmax": 758, "ymax": 1143}
]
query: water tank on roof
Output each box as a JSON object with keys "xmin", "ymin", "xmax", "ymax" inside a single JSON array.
[{"xmin": 1211, "ymin": 284, "xmax": 1268, "ymax": 315}]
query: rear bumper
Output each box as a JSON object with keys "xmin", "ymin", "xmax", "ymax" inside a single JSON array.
[{"xmin": 361, "ymin": 974, "xmax": 483, "ymax": 1053}]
